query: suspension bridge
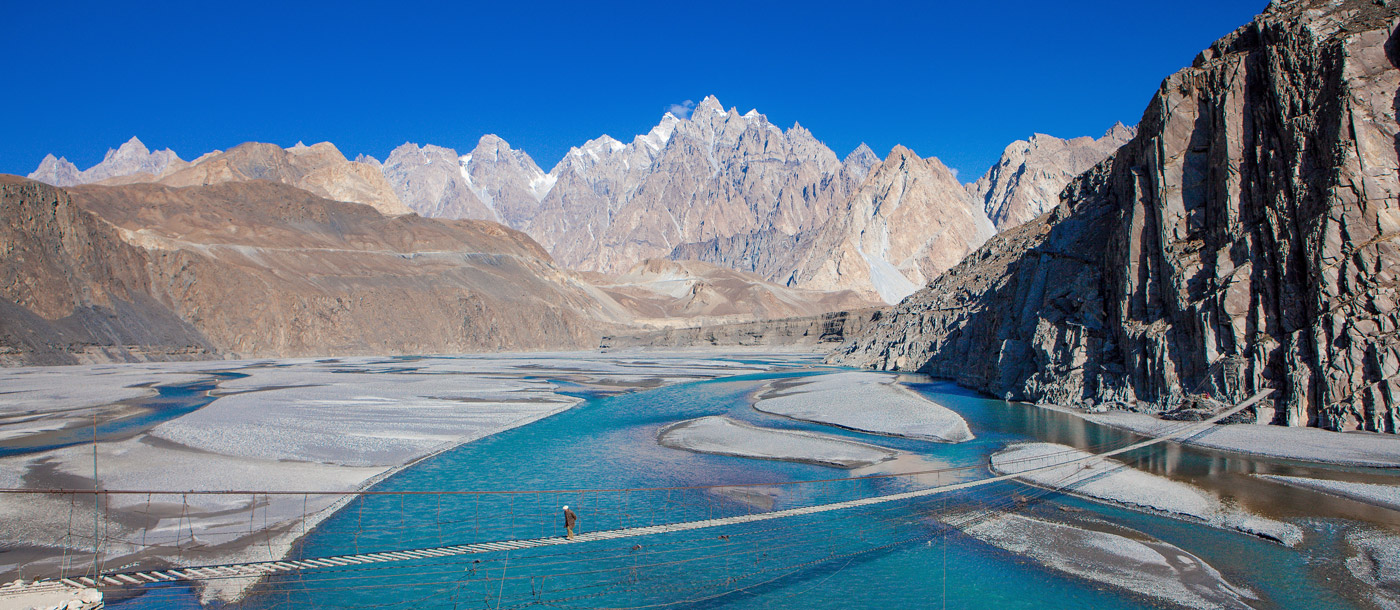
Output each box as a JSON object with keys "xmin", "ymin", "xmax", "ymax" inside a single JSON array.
[{"xmin": 3, "ymin": 390, "xmax": 1269, "ymax": 606}]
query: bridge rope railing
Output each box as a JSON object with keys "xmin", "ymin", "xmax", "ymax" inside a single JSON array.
[
  {"xmin": 86, "ymin": 474, "xmax": 1070, "ymax": 609},
  {"xmin": 2, "ymin": 391, "xmax": 1269, "ymax": 608}
]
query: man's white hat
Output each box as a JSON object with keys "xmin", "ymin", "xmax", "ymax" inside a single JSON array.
[{"xmin": 563, "ymin": 505, "xmax": 569, "ymax": 509}]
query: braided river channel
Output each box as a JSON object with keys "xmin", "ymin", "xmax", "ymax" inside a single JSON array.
[{"xmin": 110, "ymin": 358, "xmax": 1399, "ymax": 609}]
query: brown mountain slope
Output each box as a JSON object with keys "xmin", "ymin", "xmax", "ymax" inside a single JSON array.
[
  {"xmin": 0, "ymin": 176, "xmax": 216, "ymax": 365},
  {"xmin": 833, "ymin": 0, "xmax": 1400, "ymax": 433},
  {"xmin": 156, "ymin": 142, "xmax": 413, "ymax": 216},
  {"xmin": 0, "ymin": 176, "xmax": 630, "ymax": 364}
]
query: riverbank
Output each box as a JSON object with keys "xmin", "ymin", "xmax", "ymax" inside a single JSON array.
[
  {"xmin": 991, "ymin": 443, "xmax": 1302, "ymax": 545},
  {"xmin": 1032, "ymin": 402, "xmax": 1400, "ymax": 468}
]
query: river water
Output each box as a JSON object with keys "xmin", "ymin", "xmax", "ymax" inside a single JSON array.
[{"xmin": 110, "ymin": 365, "xmax": 1396, "ymax": 609}]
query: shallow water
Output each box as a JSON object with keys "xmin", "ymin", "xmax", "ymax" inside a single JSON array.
[
  {"xmin": 0, "ymin": 372, "xmax": 244, "ymax": 458},
  {"xmin": 109, "ymin": 366, "xmax": 1398, "ymax": 609}
]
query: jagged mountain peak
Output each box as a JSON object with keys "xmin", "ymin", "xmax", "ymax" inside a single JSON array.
[
  {"xmin": 846, "ymin": 143, "xmax": 876, "ymax": 160},
  {"xmin": 28, "ymin": 136, "xmax": 185, "ymax": 187},
  {"xmin": 883, "ymin": 144, "xmax": 921, "ymax": 164},
  {"xmin": 638, "ymin": 113, "xmax": 681, "ymax": 151},
  {"xmin": 1103, "ymin": 121, "xmax": 1137, "ymax": 141},
  {"xmin": 105, "ymin": 136, "xmax": 151, "ymax": 160},
  {"xmin": 970, "ymin": 122, "xmax": 1138, "ymax": 230},
  {"xmin": 471, "ymin": 134, "xmax": 515, "ymax": 159},
  {"xmin": 285, "ymin": 141, "xmax": 345, "ymax": 159},
  {"xmin": 581, "ymin": 135, "xmax": 625, "ymax": 153},
  {"xmin": 842, "ymin": 144, "xmax": 879, "ymax": 181},
  {"xmin": 390, "ymin": 141, "xmax": 456, "ymax": 160},
  {"xmin": 694, "ymin": 95, "xmax": 726, "ymax": 116},
  {"xmin": 28, "ymin": 154, "xmax": 81, "ymax": 187}
]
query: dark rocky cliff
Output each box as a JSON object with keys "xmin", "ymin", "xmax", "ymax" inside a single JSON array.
[{"xmin": 832, "ymin": 0, "xmax": 1400, "ymax": 432}]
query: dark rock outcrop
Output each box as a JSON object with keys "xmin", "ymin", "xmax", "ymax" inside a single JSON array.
[{"xmin": 833, "ymin": 0, "xmax": 1400, "ymax": 433}]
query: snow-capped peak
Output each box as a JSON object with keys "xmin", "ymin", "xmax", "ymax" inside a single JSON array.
[
  {"xmin": 639, "ymin": 113, "xmax": 681, "ymax": 152},
  {"xmin": 584, "ymin": 135, "xmax": 625, "ymax": 154},
  {"xmin": 694, "ymin": 95, "xmax": 726, "ymax": 117},
  {"xmin": 529, "ymin": 170, "xmax": 557, "ymax": 200}
]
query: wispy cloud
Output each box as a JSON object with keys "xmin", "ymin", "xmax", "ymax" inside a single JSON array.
[{"xmin": 666, "ymin": 100, "xmax": 696, "ymax": 119}]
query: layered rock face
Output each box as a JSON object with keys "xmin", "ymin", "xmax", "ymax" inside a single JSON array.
[
  {"xmin": 0, "ymin": 176, "xmax": 633, "ymax": 364},
  {"xmin": 157, "ymin": 141, "xmax": 413, "ymax": 216},
  {"xmin": 834, "ymin": 0, "xmax": 1400, "ymax": 433},
  {"xmin": 969, "ymin": 124, "xmax": 1136, "ymax": 230},
  {"xmin": 28, "ymin": 137, "xmax": 185, "ymax": 187}
]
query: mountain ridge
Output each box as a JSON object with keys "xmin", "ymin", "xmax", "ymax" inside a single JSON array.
[{"xmin": 24, "ymin": 101, "xmax": 1131, "ymax": 305}]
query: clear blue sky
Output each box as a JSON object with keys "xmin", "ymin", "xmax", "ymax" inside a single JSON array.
[{"xmin": 3, "ymin": 0, "xmax": 1266, "ymax": 179}]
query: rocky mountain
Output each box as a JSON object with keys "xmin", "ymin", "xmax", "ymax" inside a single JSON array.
[
  {"xmin": 969, "ymin": 123, "xmax": 1136, "ymax": 230},
  {"xmin": 27, "ymin": 137, "xmax": 185, "ymax": 187},
  {"xmin": 156, "ymin": 141, "xmax": 413, "ymax": 216},
  {"xmin": 673, "ymin": 144, "xmax": 996, "ymax": 304},
  {"xmin": 463, "ymin": 135, "xmax": 555, "ymax": 227},
  {"xmin": 0, "ymin": 176, "xmax": 629, "ymax": 364},
  {"xmin": 0, "ymin": 176, "xmax": 216, "ymax": 364},
  {"xmin": 833, "ymin": 0, "xmax": 1400, "ymax": 433},
  {"xmin": 380, "ymin": 97, "xmax": 880, "ymax": 285},
  {"xmin": 381, "ymin": 142, "xmax": 496, "ymax": 220},
  {"xmin": 788, "ymin": 145, "xmax": 997, "ymax": 303},
  {"xmin": 523, "ymin": 96, "xmax": 859, "ymax": 275},
  {"xmin": 26, "ymin": 139, "xmax": 412, "ymax": 216},
  {"xmin": 380, "ymin": 135, "xmax": 557, "ymax": 224},
  {"xmin": 1, "ymin": 172, "xmax": 879, "ymax": 365}
]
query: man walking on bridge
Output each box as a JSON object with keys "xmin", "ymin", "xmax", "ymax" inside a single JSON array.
[{"xmin": 563, "ymin": 505, "xmax": 578, "ymax": 540}]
